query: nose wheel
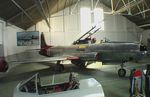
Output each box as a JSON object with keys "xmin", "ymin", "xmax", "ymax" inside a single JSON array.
[
  {"xmin": 118, "ymin": 62, "xmax": 126, "ymax": 77},
  {"xmin": 118, "ymin": 68, "xmax": 126, "ymax": 77}
]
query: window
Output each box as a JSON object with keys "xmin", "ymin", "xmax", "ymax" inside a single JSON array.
[
  {"xmin": 80, "ymin": 7, "xmax": 104, "ymax": 34},
  {"xmin": 80, "ymin": 7, "xmax": 91, "ymax": 34},
  {"xmin": 93, "ymin": 8, "xmax": 104, "ymax": 30}
]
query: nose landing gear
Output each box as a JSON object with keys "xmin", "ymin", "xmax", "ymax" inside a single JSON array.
[{"xmin": 118, "ymin": 62, "xmax": 126, "ymax": 77}]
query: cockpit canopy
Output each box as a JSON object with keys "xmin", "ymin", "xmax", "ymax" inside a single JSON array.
[{"xmin": 19, "ymin": 73, "xmax": 80, "ymax": 95}]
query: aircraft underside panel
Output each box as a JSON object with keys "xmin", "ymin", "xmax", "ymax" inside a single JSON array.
[{"xmin": 99, "ymin": 52, "xmax": 141, "ymax": 63}]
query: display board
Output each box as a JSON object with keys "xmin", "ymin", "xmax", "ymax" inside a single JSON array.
[{"xmin": 17, "ymin": 31, "xmax": 39, "ymax": 46}]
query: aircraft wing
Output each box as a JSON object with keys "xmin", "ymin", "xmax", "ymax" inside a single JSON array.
[
  {"xmin": 5, "ymin": 54, "xmax": 79, "ymax": 72},
  {"xmin": 6, "ymin": 51, "xmax": 98, "ymax": 64},
  {"xmin": 8, "ymin": 57, "xmax": 67, "ymax": 64},
  {"xmin": 2, "ymin": 50, "xmax": 98, "ymax": 73},
  {"xmin": 7, "ymin": 54, "xmax": 80, "ymax": 63}
]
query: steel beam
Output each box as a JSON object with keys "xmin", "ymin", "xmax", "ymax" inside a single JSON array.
[
  {"xmin": 134, "ymin": 8, "xmax": 150, "ymax": 16},
  {"xmin": 138, "ymin": 23, "xmax": 150, "ymax": 27},
  {"xmin": 121, "ymin": 0, "xmax": 130, "ymax": 13},
  {"xmin": 114, "ymin": 0, "xmax": 121, "ymax": 10},
  {"xmin": 45, "ymin": 0, "xmax": 51, "ymax": 31},
  {"xmin": 111, "ymin": 0, "xmax": 114, "ymax": 13},
  {"xmin": 45, "ymin": 0, "xmax": 51, "ymax": 18},
  {"xmin": 116, "ymin": 0, "xmax": 144, "ymax": 13},
  {"xmin": 8, "ymin": 0, "xmax": 45, "ymax": 22},
  {"xmin": 142, "ymin": 2, "xmax": 146, "ymax": 18},
  {"xmin": 71, "ymin": 0, "xmax": 80, "ymax": 14},
  {"xmin": 143, "ymin": 0, "xmax": 149, "ymax": 9},
  {"xmin": 94, "ymin": 0, "xmax": 100, "ymax": 9},
  {"xmin": 35, "ymin": 0, "xmax": 50, "ymax": 28},
  {"xmin": 136, "ymin": 3, "xmax": 144, "ymax": 18},
  {"xmin": 128, "ymin": 0, "xmax": 131, "ymax": 15},
  {"xmin": 11, "ymin": 0, "xmax": 34, "ymax": 22}
]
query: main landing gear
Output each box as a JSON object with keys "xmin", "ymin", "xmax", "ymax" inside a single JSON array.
[
  {"xmin": 118, "ymin": 62, "xmax": 126, "ymax": 77},
  {"xmin": 71, "ymin": 60, "xmax": 86, "ymax": 69},
  {"xmin": 55, "ymin": 61, "xmax": 65, "ymax": 72}
]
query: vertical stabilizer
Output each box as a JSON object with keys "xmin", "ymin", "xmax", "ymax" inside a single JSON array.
[
  {"xmin": 39, "ymin": 32, "xmax": 52, "ymax": 56},
  {"xmin": 41, "ymin": 32, "xmax": 48, "ymax": 48}
]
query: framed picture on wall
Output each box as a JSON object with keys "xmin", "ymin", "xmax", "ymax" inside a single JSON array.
[{"xmin": 17, "ymin": 31, "xmax": 39, "ymax": 46}]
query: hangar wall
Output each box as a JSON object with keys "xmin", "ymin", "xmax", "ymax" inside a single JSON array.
[
  {"xmin": 100, "ymin": 14, "xmax": 142, "ymax": 42},
  {"xmin": 0, "ymin": 20, "xmax": 39, "ymax": 56},
  {"xmin": 0, "ymin": 0, "xmax": 143, "ymax": 57},
  {"xmin": 0, "ymin": 20, "xmax": 25, "ymax": 56},
  {"xmin": 28, "ymin": 0, "xmax": 142, "ymax": 46}
]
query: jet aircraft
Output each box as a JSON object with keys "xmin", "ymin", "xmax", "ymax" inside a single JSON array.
[{"xmin": 0, "ymin": 32, "xmax": 147, "ymax": 77}]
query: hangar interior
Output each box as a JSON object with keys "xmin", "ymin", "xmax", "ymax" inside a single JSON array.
[{"xmin": 0, "ymin": 0, "xmax": 150, "ymax": 97}]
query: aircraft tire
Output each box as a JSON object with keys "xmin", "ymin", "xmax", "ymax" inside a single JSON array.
[
  {"xmin": 78, "ymin": 62, "xmax": 86, "ymax": 69},
  {"xmin": 71, "ymin": 60, "xmax": 86, "ymax": 69},
  {"xmin": 118, "ymin": 69, "xmax": 126, "ymax": 77},
  {"xmin": 78, "ymin": 61, "xmax": 86, "ymax": 69},
  {"xmin": 59, "ymin": 64, "xmax": 64, "ymax": 72},
  {"xmin": 57, "ymin": 64, "xmax": 64, "ymax": 72}
]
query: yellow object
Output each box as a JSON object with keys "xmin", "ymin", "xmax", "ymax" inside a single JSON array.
[{"xmin": 78, "ymin": 45, "xmax": 87, "ymax": 49}]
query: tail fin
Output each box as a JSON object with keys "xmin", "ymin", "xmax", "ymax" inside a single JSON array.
[
  {"xmin": 40, "ymin": 32, "xmax": 48, "ymax": 48},
  {"xmin": 40, "ymin": 32, "xmax": 52, "ymax": 56}
]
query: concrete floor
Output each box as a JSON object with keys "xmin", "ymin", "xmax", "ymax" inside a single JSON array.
[{"xmin": 0, "ymin": 61, "xmax": 147, "ymax": 97}]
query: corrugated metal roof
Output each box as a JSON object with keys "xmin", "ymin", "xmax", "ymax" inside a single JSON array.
[
  {"xmin": 0, "ymin": 0, "xmax": 150, "ymax": 30},
  {"xmin": 0, "ymin": 0, "xmax": 76, "ymax": 30},
  {"xmin": 101, "ymin": 0, "xmax": 150, "ymax": 30}
]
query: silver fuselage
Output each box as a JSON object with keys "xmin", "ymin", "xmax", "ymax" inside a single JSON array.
[{"xmin": 46, "ymin": 42, "xmax": 144, "ymax": 63}]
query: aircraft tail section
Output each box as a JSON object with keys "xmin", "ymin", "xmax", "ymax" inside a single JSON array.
[
  {"xmin": 40, "ymin": 32, "xmax": 52, "ymax": 49},
  {"xmin": 40, "ymin": 32, "xmax": 52, "ymax": 56},
  {"xmin": 41, "ymin": 32, "xmax": 48, "ymax": 49}
]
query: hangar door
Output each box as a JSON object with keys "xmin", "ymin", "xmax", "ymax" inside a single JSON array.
[{"xmin": 0, "ymin": 22, "xmax": 4, "ymax": 56}]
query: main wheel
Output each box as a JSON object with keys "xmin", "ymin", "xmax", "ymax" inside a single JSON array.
[
  {"xmin": 56, "ymin": 64, "xmax": 64, "ymax": 72},
  {"xmin": 118, "ymin": 69, "xmax": 126, "ymax": 77},
  {"xmin": 71, "ymin": 60, "xmax": 86, "ymax": 69}
]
